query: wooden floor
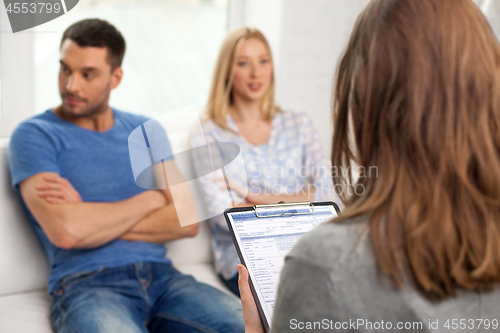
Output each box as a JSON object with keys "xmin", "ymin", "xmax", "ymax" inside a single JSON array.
[{"xmin": 34, "ymin": 0, "xmax": 228, "ymax": 117}]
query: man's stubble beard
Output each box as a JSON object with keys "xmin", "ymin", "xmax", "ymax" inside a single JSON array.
[{"xmin": 61, "ymin": 82, "xmax": 112, "ymax": 118}]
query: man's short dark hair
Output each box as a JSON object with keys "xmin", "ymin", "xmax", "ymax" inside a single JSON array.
[{"xmin": 61, "ymin": 19, "xmax": 126, "ymax": 70}]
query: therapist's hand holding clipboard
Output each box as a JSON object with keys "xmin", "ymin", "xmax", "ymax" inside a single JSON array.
[
  {"xmin": 238, "ymin": 264, "xmax": 266, "ymax": 333},
  {"xmin": 224, "ymin": 201, "xmax": 341, "ymax": 332}
]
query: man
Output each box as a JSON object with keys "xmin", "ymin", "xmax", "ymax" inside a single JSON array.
[{"xmin": 9, "ymin": 19, "xmax": 244, "ymax": 333}]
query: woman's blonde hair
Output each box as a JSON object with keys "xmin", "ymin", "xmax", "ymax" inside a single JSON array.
[
  {"xmin": 206, "ymin": 26, "xmax": 279, "ymax": 130},
  {"xmin": 332, "ymin": 0, "xmax": 500, "ymax": 300}
]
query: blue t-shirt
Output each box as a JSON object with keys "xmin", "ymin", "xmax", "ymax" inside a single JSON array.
[{"xmin": 9, "ymin": 109, "xmax": 172, "ymax": 293}]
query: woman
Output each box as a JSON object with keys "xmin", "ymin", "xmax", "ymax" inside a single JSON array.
[
  {"xmin": 191, "ymin": 27, "xmax": 338, "ymax": 296},
  {"xmin": 240, "ymin": 0, "xmax": 500, "ymax": 331}
]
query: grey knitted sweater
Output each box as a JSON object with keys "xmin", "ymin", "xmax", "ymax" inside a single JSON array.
[{"xmin": 271, "ymin": 217, "xmax": 500, "ymax": 332}]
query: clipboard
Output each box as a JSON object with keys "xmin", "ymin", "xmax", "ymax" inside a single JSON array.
[
  {"xmin": 253, "ymin": 201, "xmax": 315, "ymax": 218},
  {"xmin": 224, "ymin": 201, "xmax": 341, "ymax": 332}
]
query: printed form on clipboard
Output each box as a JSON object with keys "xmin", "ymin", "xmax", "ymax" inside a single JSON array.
[{"xmin": 224, "ymin": 201, "xmax": 341, "ymax": 332}]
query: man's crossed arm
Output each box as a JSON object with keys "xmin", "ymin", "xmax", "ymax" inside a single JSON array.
[{"xmin": 20, "ymin": 160, "xmax": 199, "ymax": 250}]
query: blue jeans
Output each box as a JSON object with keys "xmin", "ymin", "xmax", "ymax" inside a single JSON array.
[
  {"xmin": 50, "ymin": 262, "xmax": 245, "ymax": 333},
  {"xmin": 220, "ymin": 273, "xmax": 240, "ymax": 298}
]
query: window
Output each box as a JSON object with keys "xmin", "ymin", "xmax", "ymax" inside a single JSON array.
[{"xmin": 34, "ymin": 0, "xmax": 228, "ymax": 118}]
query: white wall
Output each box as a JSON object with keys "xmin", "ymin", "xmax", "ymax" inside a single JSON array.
[
  {"xmin": 481, "ymin": 0, "xmax": 500, "ymax": 38},
  {"xmin": 229, "ymin": 0, "xmax": 285, "ymax": 79},
  {"xmin": 0, "ymin": 4, "xmax": 34, "ymax": 138},
  {"xmin": 276, "ymin": 0, "xmax": 367, "ymax": 158}
]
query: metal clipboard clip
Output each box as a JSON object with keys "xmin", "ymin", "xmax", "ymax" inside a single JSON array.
[{"xmin": 253, "ymin": 201, "xmax": 315, "ymax": 218}]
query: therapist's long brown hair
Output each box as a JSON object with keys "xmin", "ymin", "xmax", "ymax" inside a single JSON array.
[{"xmin": 332, "ymin": 0, "xmax": 500, "ymax": 300}]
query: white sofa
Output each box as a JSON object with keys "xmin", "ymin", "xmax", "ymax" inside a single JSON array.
[{"xmin": 0, "ymin": 138, "xmax": 233, "ymax": 333}]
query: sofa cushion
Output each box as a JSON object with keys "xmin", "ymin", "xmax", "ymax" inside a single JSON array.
[
  {"xmin": 0, "ymin": 291, "xmax": 53, "ymax": 333},
  {"xmin": 0, "ymin": 263, "xmax": 233, "ymax": 333},
  {"xmin": 0, "ymin": 141, "xmax": 50, "ymax": 296},
  {"xmin": 162, "ymin": 118, "xmax": 214, "ymax": 265},
  {"xmin": 165, "ymin": 221, "xmax": 213, "ymax": 265}
]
